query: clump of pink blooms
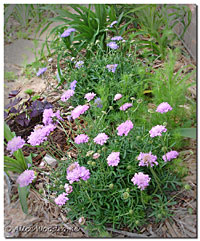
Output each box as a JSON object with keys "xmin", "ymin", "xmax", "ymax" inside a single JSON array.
[
  {"xmin": 131, "ymin": 172, "xmax": 151, "ymax": 190},
  {"xmin": 84, "ymin": 92, "xmax": 96, "ymax": 102},
  {"xmin": 149, "ymin": 125, "xmax": 167, "ymax": 138},
  {"xmin": 162, "ymin": 150, "xmax": 179, "ymax": 162},
  {"xmin": 117, "ymin": 120, "xmax": 133, "ymax": 136},
  {"xmin": 93, "ymin": 133, "xmax": 109, "ymax": 145},
  {"xmin": 55, "ymin": 193, "xmax": 69, "ymax": 206},
  {"xmin": 114, "ymin": 93, "xmax": 122, "ymax": 101},
  {"xmin": 120, "ymin": 103, "xmax": 133, "ymax": 111},
  {"xmin": 107, "ymin": 152, "xmax": 120, "ymax": 166},
  {"xmin": 64, "ymin": 184, "xmax": 73, "ymax": 194},
  {"xmin": 43, "ymin": 108, "xmax": 63, "ymax": 125},
  {"xmin": 75, "ymin": 134, "xmax": 89, "ymax": 144},
  {"xmin": 71, "ymin": 105, "xmax": 89, "ymax": 119},
  {"xmin": 66, "ymin": 162, "xmax": 90, "ymax": 184},
  {"xmin": 7, "ymin": 136, "xmax": 25, "ymax": 154},
  {"xmin": 156, "ymin": 102, "xmax": 173, "ymax": 114},
  {"xmin": 16, "ymin": 170, "xmax": 36, "ymax": 187},
  {"xmin": 61, "ymin": 89, "xmax": 75, "ymax": 102},
  {"xmin": 137, "ymin": 152, "xmax": 158, "ymax": 167}
]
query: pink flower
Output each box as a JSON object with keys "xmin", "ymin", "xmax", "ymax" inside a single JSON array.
[
  {"xmin": 93, "ymin": 153, "xmax": 100, "ymax": 159},
  {"xmin": 84, "ymin": 92, "xmax": 96, "ymax": 102},
  {"xmin": 137, "ymin": 152, "xmax": 158, "ymax": 167},
  {"xmin": 75, "ymin": 134, "xmax": 89, "ymax": 144},
  {"xmin": 71, "ymin": 105, "xmax": 89, "ymax": 119},
  {"xmin": 7, "ymin": 136, "xmax": 25, "ymax": 154},
  {"xmin": 16, "ymin": 170, "xmax": 36, "ymax": 187},
  {"xmin": 149, "ymin": 125, "xmax": 167, "ymax": 138},
  {"xmin": 61, "ymin": 89, "xmax": 75, "ymax": 102},
  {"xmin": 66, "ymin": 162, "xmax": 90, "ymax": 184},
  {"xmin": 43, "ymin": 108, "xmax": 63, "ymax": 125},
  {"xmin": 114, "ymin": 93, "xmax": 122, "ymax": 101},
  {"xmin": 156, "ymin": 102, "xmax": 173, "ymax": 114},
  {"xmin": 106, "ymin": 64, "xmax": 118, "ymax": 73},
  {"xmin": 93, "ymin": 133, "xmax": 109, "ymax": 145},
  {"xmin": 64, "ymin": 184, "xmax": 73, "ymax": 194},
  {"xmin": 107, "ymin": 152, "xmax": 120, "ymax": 166},
  {"xmin": 117, "ymin": 120, "xmax": 133, "ymax": 136},
  {"xmin": 120, "ymin": 103, "xmax": 132, "ymax": 111},
  {"xmin": 55, "ymin": 193, "xmax": 69, "ymax": 206},
  {"xmin": 162, "ymin": 151, "xmax": 179, "ymax": 162},
  {"xmin": 131, "ymin": 172, "xmax": 151, "ymax": 190},
  {"xmin": 78, "ymin": 217, "xmax": 86, "ymax": 225}
]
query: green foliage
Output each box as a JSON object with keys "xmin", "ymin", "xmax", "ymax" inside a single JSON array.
[
  {"xmin": 4, "ymin": 71, "xmax": 17, "ymax": 81},
  {"xmin": 18, "ymin": 185, "xmax": 29, "ymax": 214}
]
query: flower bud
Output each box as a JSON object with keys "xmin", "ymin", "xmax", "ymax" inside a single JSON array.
[
  {"xmin": 137, "ymin": 99, "xmax": 143, "ymax": 104},
  {"xmin": 109, "ymin": 183, "xmax": 114, "ymax": 189},
  {"xmin": 87, "ymin": 161, "xmax": 92, "ymax": 165},
  {"xmin": 148, "ymin": 109, "xmax": 154, "ymax": 113},
  {"xmin": 184, "ymin": 184, "xmax": 191, "ymax": 190},
  {"xmin": 163, "ymin": 122, "xmax": 167, "ymax": 126},
  {"xmin": 126, "ymin": 188, "xmax": 130, "ymax": 192},
  {"xmin": 157, "ymin": 214, "xmax": 162, "ymax": 219},
  {"xmin": 101, "ymin": 111, "xmax": 107, "ymax": 114},
  {"xmin": 39, "ymin": 189, "xmax": 43, "ymax": 194},
  {"xmin": 78, "ymin": 217, "xmax": 85, "ymax": 225},
  {"xmin": 129, "ymin": 209, "xmax": 134, "ymax": 215},
  {"xmin": 123, "ymin": 192, "xmax": 129, "ymax": 199},
  {"xmin": 136, "ymin": 136, "xmax": 140, "ymax": 141},
  {"xmin": 127, "ymin": 165, "xmax": 132, "ymax": 170},
  {"xmin": 109, "ymin": 106, "xmax": 114, "ymax": 110},
  {"xmin": 161, "ymin": 147, "xmax": 168, "ymax": 152},
  {"xmin": 86, "ymin": 150, "xmax": 94, "ymax": 157},
  {"xmin": 135, "ymin": 220, "xmax": 140, "ymax": 225},
  {"xmin": 93, "ymin": 153, "xmax": 100, "ymax": 159},
  {"xmin": 91, "ymin": 161, "xmax": 96, "ymax": 166},
  {"xmin": 130, "ymin": 97, "xmax": 136, "ymax": 101},
  {"xmin": 59, "ymin": 185, "xmax": 64, "ymax": 190}
]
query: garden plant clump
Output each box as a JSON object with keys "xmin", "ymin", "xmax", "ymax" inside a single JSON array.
[{"xmin": 4, "ymin": 4, "xmax": 196, "ymax": 237}]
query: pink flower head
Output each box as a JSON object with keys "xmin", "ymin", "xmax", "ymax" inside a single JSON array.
[
  {"xmin": 66, "ymin": 162, "xmax": 90, "ymax": 184},
  {"xmin": 162, "ymin": 151, "xmax": 179, "ymax": 162},
  {"xmin": 71, "ymin": 105, "xmax": 89, "ymax": 119},
  {"xmin": 93, "ymin": 153, "xmax": 100, "ymax": 159},
  {"xmin": 109, "ymin": 20, "xmax": 117, "ymax": 27},
  {"xmin": 7, "ymin": 136, "xmax": 25, "ymax": 154},
  {"xmin": 114, "ymin": 93, "xmax": 122, "ymax": 101},
  {"xmin": 111, "ymin": 36, "xmax": 123, "ymax": 41},
  {"xmin": 131, "ymin": 172, "xmax": 151, "ymax": 190},
  {"xmin": 75, "ymin": 134, "xmax": 89, "ymax": 144},
  {"xmin": 93, "ymin": 133, "xmax": 109, "ymax": 145},
  {"xmin": 61, "ymin": 28, "xmax": 76, "ymax": 37},
  {"xmin": 107, "ymin": 152, "xmax": 120, "ymax": 166},
  {"xmin": 106, "ymin": 64, "xmax": 118, "ymax": 73},
  {"xmin": 117, "ymin": 120, "xmax": 133, "ymax": 136},
  {"xmin": 55, "ymin": 192, "xmax": 69, "ymax": 206},
  {"xmin": 61, "ymin": 89, "xmax": 75, "ymax": 102},
  {"xmin": 84, "ymin": 92, "xmax": 96, "ymax": 102},
  {"xmin": 120, "ymin": 103, "xmax": 133, "ymax": 111},
  {"xmin": 43, "ymin": 108, "xmax": 63, "ymax": 125},
  {"xmin": 138, "ymin": 152, "xmax": 158, "ymax": 167},
  {"xmin": 36, "ymin": 67, "xmax": 47, "ymax": 77},
  {"xmin": 16, "ymin": 170, "xmax": 36, "ymax": 187},
  {"xmin": 75, "ymin": 61, "xmax": 84, "ymax": 69},
  {"xmin": 107, "ymin": 42, "xmax": 119, "ymax": 50},
  {"xmin": 64, "ymin": 184, "xmax": 73, "ymax": 194},
  {"xmin": 156, "ymin": 102, "xmax": 173, "ymax": 114},
  {"xmin": 149, "ymin": 125, "xmax": 167, "ymax": 138}
]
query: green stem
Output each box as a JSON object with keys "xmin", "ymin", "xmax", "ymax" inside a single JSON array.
[{"xmin": 150, "ymin": 167, "xmax": 163, "ymax": 194}]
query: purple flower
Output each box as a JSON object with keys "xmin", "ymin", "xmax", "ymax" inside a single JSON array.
[
  {"xmin": 106, "ymin": 64, "xmax": 118, "ymax": 73},
  {"xmin": 156, "ymin": 102, "xmax": 173, "ymax": 114},
  {"xmin": 61, "ymin": 89, "xmax": 75, "ymax": 102},
  {"xmin": 79, "ymin": 166, "xmax": 90, "ymax": 181},
  {"xmin": 61, "ymin": 28, "xmax": 76, "ymax": 37},
  {"xmin": 120, "ymin": 103, "xmax": 133, "ymax": 111},
  {"xmin": 55, "ymin": 193, "xmax": 69, "ymax": 206},
  {"xmin": 114, "ymin": 93, "xmax": 122, "ymax": 101},
  {"xmin": 75, "ymin": 134, "xmax": 89, "ymax": 144},
  {"xmin": 36, "ymin": 67, "xmax": 47, "ymax": 77},
  {"xmin": 149, "ymin": 125, "xmax": 167, "ymax": 138},
  {"xmin": 64, "ymin": 184, "xmax": 73, "ymax": 194},
  {"xmin": 43, "ymin": 108, "xmax": 63, "ymax": 125},
  {"xmin": 66, "ymin": 162, "xmax": 90, "ymax": 184},
  {"xmin": 16, "ymin": 170, "xmax": 36, "ymax": 187},
  {"xmin": 109, "ymin": 20, "xmax": 117, "ymax": 27},
  {"xmin": 75, "ymin": 61, "xmax": 84, "ymax": 69},
  {"xmin": 71, "ymin": 105, "xmax": 89, "ymax": 119},
  {"xmin": 107, "ymin": 42, "xmax": 119, "ymax": 50},
  {"xmin": 70, "ymin": 80, "xmax": 77, "ymax": 90},
  {"xmin": 138, "ymin": 152, "xmax": 158, "ymax": 167},
  {"xmin": 28, "ymin": 124, "xmax": 56, "ymax": 146},
  {"xmin": 94, "ymin": 98, "xmax": 103, "ymax": 108},
  {"xmin": 111, "ymin": 36, "xmax": 123, "ymax": 41},
  {"xmin": 7, "ymin": 136, "xmax": 25, "ymax": 154},
  {"xmin": 93, "ymin": 133, "xmax": 109, "ymax": 145},
  {"xmin": 117, "ymin": 120, "xmax": 133, "ymax": 136},
  {"xmin": 85, "ymin": 92, "xmax": 96, "ymax": 102},
  {"xmin": 131, "ymin": 172, "xmax": 151, "ymax": 190},
  {"xmin": 162, "ymin": 151, "xmax": 179, "ymax": 162},
  {"xmin": 107, "ymin": 152, "xmax": 120, "ymax": 166}
]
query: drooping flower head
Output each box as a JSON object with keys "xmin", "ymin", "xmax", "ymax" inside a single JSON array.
[
  {"xmin": 61, "ymin": 89, "xmax": 75, "ymax": 102},
  {"xmin": 71, "ymin": 105, "xmax": 89, "ymax": 119},
  {"xmin": 70, "ymin": 80, "xmax": 77, "ymax": 90},
  {"xmin": 37, "ymin": 67, "xmax": 47, "ymax": 77},
  {"xmin": 120, "ymin": 103, "xmax": 133, "ymax": 111},
  {"xmin": 117, "ymin": 120, "xmax": 133, "ymax": 136},
  {"xmin": 64, "ymin": 183, "xmax": 73, "ymax": 194},
  {"xmin": 138, "ymin": 152, "xmax": 158, "ymax": 167},
  {"xmin": 114, "ymin": 93, "xmax": 122, "ymax": 101},
  {"xmin": 149, "ymin": 125, "xmax": 167, "ymax": 138},
  {"xmin": 94, "ymin": 98, "xmax": 103, "ymax": 108},
  {"xmin": 75, "ymin": 61, "xmax": 84, "ymax": 69},
  {"xmin": 107, "ymin": 42, "xmax": 119, "ymax": 50},
  {"xmin": 16, "ymin": 170, "xmax": 36, "ymax": 187},
  {"xmin": 93, "ymin": 133, "xmax": 109, "ymax": 145},
  {"xmin": 43, "ymin": 108, "xmax": 63, "ymax": 125},
  {"xmin": 107, "ymin": 152, "xmax": 120, "ymax": 166},
  {"xmin": 61, "ymin": 28, "xmax": 76, "ymax": 37},
  {"xmin": 66, "ymin": 162, "xmax": 90, "ymax": 184},
  {"xmin": 75, "ymin": 134, "xmax": 89, "ymax": 144},
  {"xmin": 162, "ymin": 151, "xmax": 179, "ymax": 162},
  {"xmin": 106, "ymin": 64, "xmax": 118, "ymax": 73},
  {"xmin": 156, "ymin": 102, "xmax": 173, "ymax": 114},
  {"xmin": 111, "ymin": 36, "xmax": 123, "ymax": 41},
  {"xmin": 55, "ymin": 193, "xmax": 69, "ymax": 206},
  {"xmin": 84, "ymin": 92, "xmax": 96, "ymax": 102},
  {"xmin": 131, "ymin": 172, "xmax": 151, "ymax": 190},
  {"xmin": 7, "ymin": 136, "xmax": 25, "ymax": 154},
  {"xmin": 109, "ymin": 20, "xmax": 117, "ymax": 27}
]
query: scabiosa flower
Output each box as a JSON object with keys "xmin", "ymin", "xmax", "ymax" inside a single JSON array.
[
  {"xmin": 84, "ymin": 92, "xmax": 96, "ymax": 102},
  {"xmin": 61, "ymin": 28, "xmax": 76, "ymax": 37},
  {"xmin": 111, "ymin": 36, "xmax": 123, "ymax": 41},
  {"xmin": 138, "ymin": 152, "xmax": 158, "ymax": 167},
  {"xmin": 149, "ymin": 125, "xmax": 167, "ymax": 138},
  {"xmin": 16, "ymin": 170, "xmax": 36, "ymax": 187},
  {"xmin": 66, "ymin": 162, "xmax": 90, "ymax": 184},
  {"xmin": 61, "ymin": 89, "xmax": 75, "ymax": 102},
  {"xmin": 162, "ymin": 151, "xmax": 179, "ymax": 162},
  {"xmin": 109, "ymin": 20, "xmax": 117, "ymax": 27},
  {"xmin": 120, "ymin": 103, "xmax": 133, "ymax": 111},
  {"xmin": 106, "ymin": 64, "xmax": 118, "ymax": 73},
  {"xmin": 86, "ymin": 150, "xmax": 94, "ymax": 157},
  {"xmin": 93, "ymin": 153, "xmax": 100, "ymax": 159},
  {"xmin": 94, "ymin": 98, "xmax": 103, "ymax": 108},
  {"xmin": 107, "ymin": 42, "xmax": 119, "ymax": 50},
  {"xmin": 64, "ymin": 184, "xmax": 73, "ymax": 194},
  {"xmin": 43, "ymin": 108, "xmax": 63, "ymax": 125},
  {"xmin": 70, "ymin": 80, "xmax": 77, "ymax": 90},
  {"xmin": 7, "ymin": 136, "xmax": 25, "ymax": 154},
  {"xmin": 71, "ymin": 105, "xmax": 89, "ymax": 119},
  {"xmin": 131, "ymin": 172, "xmax": 151, "ymax": 190},
  {"xmin": 75, "ymin": 61, "xmax": 84, "ymax": 69},
  {"xmin": 55, "ymin": 193, "xmax": 69, "ymax": 206},
  {"xmin": 156, "ymin": 102, "xmax": 173, "ymax": 114},
  {"xmin": 36, "ymin": 67, "xmax": 47, "ymax": 77},
  {"xmin": 117, "ymin": 120, "xmax": 134, "ymax": 136},
  {"xmin": 107, "ymin": 152, "xmax": 120, "ymax": 166},
  {"xmin": 93, "ymin": 133, "xmax": 109, "ymax": 145},
  {"xmin": 75, "ymin": 134, "xmax": 89, "ymax": 144},
  {"xmin": 114, "ymin": 93, "xmax": 122, "ymax": 101}
]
